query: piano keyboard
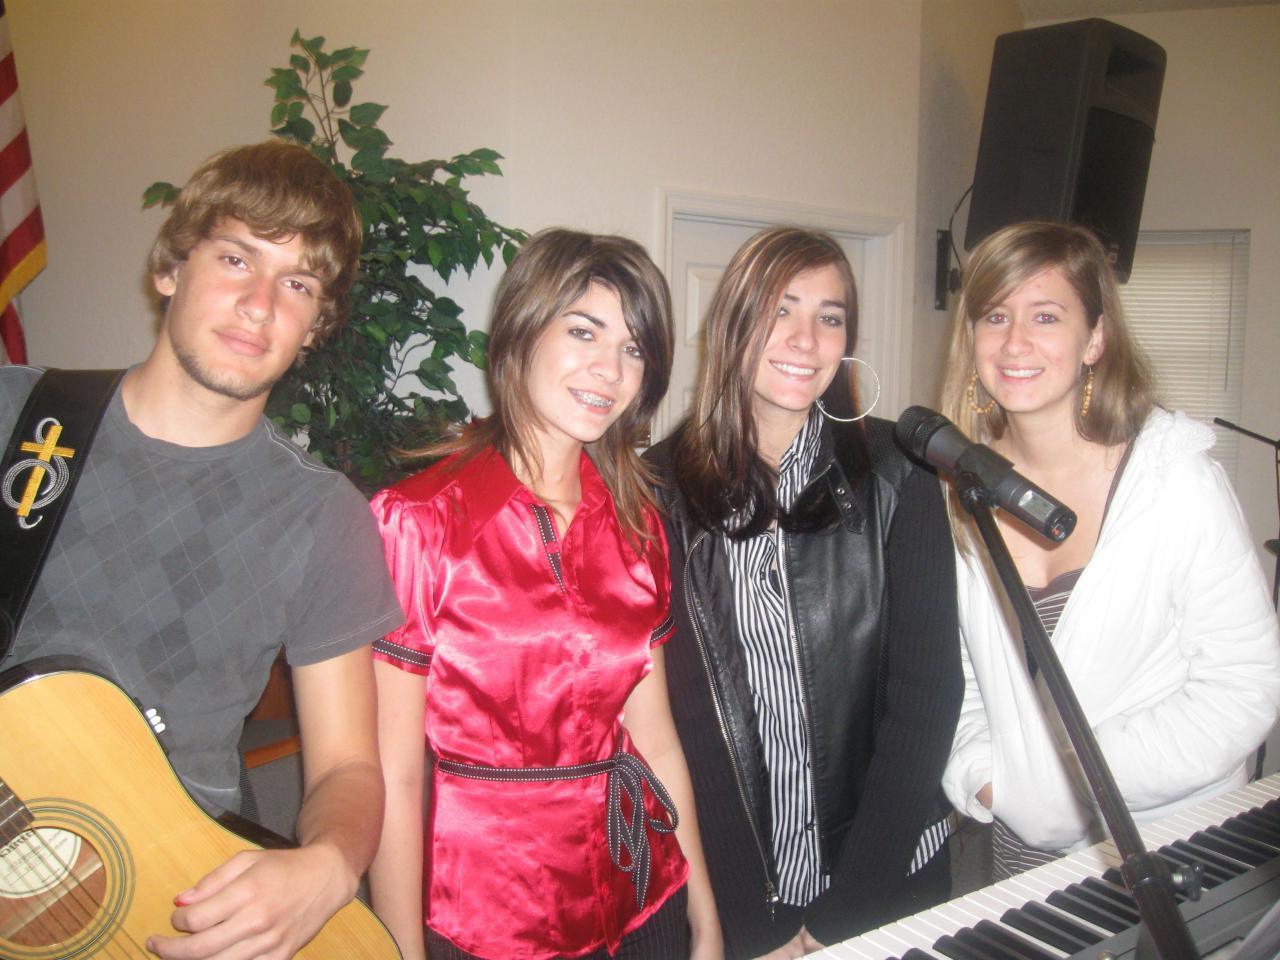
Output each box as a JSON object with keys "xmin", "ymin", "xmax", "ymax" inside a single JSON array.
[{"xmin": 821, "ymin": 773, "xmax": 1280, "ymax": 960}]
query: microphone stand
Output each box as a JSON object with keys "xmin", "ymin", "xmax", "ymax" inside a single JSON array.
[{"xmin": 955, "ymin": 470, "xmax": 1201, "ymax": 960}]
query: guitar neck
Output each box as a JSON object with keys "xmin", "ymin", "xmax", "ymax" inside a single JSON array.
[{"xmin": 0, "ymin": 776, "xmax": 34, "ymax": 845}]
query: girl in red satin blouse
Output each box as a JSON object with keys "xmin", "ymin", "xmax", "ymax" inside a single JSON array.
[{"xmin": 367, "ymin": 229, "xmax": 721, "ymax": 960}]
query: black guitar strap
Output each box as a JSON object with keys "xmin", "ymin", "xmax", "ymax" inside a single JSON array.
[{"xmin": 0, "ymin": 368, "xmax": 125, "ymax": 661}]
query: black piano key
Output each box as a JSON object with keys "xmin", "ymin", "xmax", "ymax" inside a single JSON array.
[
  {"xmin": 902, "ymin": 951, "xmax": 937, "ymax": 960},
  {"xmin": 1080, "ymin": 875, "xmax": 1142, "ymax": 919},
  {"xmin": 946, "ymin": 926, "xmax": 1011, "ymax": 960},
  {"xmin": 932, "ymin": 932, "xmax": 993, "ymax": 960},
  {"xmin": 1062, "ymin": 881, "xmax": 1141, "ymax": 925},
  {"xmin": 1234, "ymin": 810, "xmax": 1280, "ymax": 845},
  {"xmin": 970, "ymin": 919, "xmax": 1058, "ymax": 960},
  {"xmin": 1002, "ymin": 905, "xmax": 1097, "ymax": 953},
  {"xmin": 1206, "ymin": 823, "xmax": 1277, "ymax": 858},
  {"xmin": 1236, "ymin": 805, "xmax": 1280, "ymax": 829},
  {"xmin": 1046, "ymin": 889, "xmax": 1129, "ymax": 933},
  {"xmin": 1170, "ymin": 838, "xmax": 1249, "ymax": 876},
  {"xmin": 1218, "ymin": 818, "xmax": 1280, "ymax": 852},
  {"xmin": 1189, "ymin": 827, "xmax": 1269, "ymax": 866},
  {"xmin": 1256, "ymin": 797, "xmax": 1280, "ymax": 820},
  {"xmin": 1020, "ymin": 902, "xmax": 1105, "ymax": 947}
]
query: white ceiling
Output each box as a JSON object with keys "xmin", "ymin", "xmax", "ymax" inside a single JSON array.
[{"xmin": 1019, "ymin": 0, "xmax": 1277, "ymax": 21}]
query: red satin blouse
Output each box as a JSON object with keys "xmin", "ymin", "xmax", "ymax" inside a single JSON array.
[{"xmin": 371, "ymin": 447, "xmax": 688, "ymax": 959}]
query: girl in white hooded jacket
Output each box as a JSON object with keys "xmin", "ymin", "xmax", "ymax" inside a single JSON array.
[{"xmin": 937, "ymin": 221, "xmax": 1280, "ymax": 877}]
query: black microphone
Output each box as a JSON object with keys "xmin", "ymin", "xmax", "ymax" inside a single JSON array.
[{"xmin": 895, "ymin": 406, "xmax": 1077, "ymax": 543}]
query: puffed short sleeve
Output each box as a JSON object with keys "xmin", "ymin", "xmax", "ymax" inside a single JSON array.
[
  {"xmin": 645, "ymin": 506, "xmax": 676, "ymax": 648},
  {"xmin": 370, "ymin": 485, "xmax": 439, "ymax": 675}
]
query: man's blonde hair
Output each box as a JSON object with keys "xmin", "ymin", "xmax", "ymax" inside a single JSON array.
[{"xmin": 149, "ymin": 141, "xmax": 362, "ymax": 343}]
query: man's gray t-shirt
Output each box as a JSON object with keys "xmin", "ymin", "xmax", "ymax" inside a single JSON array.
[{"xmin": 1, "ymin": 366, "xmax": 403, "ymax": 813}]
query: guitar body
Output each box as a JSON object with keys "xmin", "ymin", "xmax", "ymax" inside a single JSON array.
[{"xmin": 0, "ymin": 665, "xmax": 400, "ymax": 959}]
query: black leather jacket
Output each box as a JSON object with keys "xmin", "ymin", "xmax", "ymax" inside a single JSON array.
[{"xmin": 648, "ymin": 417, "xmax": 960, "ymax": 955}]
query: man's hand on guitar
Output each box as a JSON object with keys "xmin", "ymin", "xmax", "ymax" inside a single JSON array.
[{"xmin": 146, "ymin": 843, "xmax": 356, "ymax": 960}]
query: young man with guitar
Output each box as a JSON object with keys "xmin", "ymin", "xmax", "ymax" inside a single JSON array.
[{"xmin": 0, "ymin": 141, "xmax": 404, "ymax": 959}]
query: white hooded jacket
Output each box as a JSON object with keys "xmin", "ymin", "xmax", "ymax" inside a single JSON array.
[{"xmin": 943, "ymin": 408, "xmax": 1280, "ymax": 852}]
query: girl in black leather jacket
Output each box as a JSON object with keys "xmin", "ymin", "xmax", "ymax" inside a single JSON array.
[{"xmin": 647, "ymin": 226, "xmax": 962, "ymax": 958}]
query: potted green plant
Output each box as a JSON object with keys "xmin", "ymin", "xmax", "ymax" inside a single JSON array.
[{"xmin": 145, "ymin": 31, "xmax": 525, "ymax": 492}]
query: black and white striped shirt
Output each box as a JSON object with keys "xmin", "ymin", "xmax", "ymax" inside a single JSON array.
[
  {"xmin": 725, "ymin": 412, "xmax": 953, "ymax": 904},
  {"xmin": 724, "ymin": 412, "xmax": 826, "ymax": 905}
]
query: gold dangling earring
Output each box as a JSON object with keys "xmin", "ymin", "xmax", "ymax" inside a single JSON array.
[
  {"xmin": 968, "ymin": 372, "xmax": 996, "ymax": 415},
  {"xmin": 1079, "ymin": 366, "xmax": 1095, "ymax": 419}
]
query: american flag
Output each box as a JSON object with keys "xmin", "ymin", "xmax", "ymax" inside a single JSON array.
[{"xmin": 0, "ymin": 0, "xmax": 44, "ymax": 365}]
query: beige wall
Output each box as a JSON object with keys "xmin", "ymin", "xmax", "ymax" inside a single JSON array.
[{"xmin": 8, "ymin": 0, "xmax": 926, "ymax": 416}]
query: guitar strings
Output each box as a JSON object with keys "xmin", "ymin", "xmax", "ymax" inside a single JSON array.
[
  {"xmin": 2, "ymin": 820, "xmax": 106, "ymax": 956},
  {"xmin": 10, "ymin": 824, "xmax": 146, "ymax": 959},
  {"xmin": 10, "ymin": 826, "xmax": 135, "ymax": 958}
]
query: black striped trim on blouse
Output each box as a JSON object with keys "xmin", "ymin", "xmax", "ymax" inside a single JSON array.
[
  {"xmin": 528, "ymin": 503, "xmax": 566, "ymax": 591},
  {"xmin": 373, "ymin": 636, "xmax": 432, "ymax": 669},
  {"xmin": 650, "ymin": 612, "xmax": 675, "ymax": 646}
]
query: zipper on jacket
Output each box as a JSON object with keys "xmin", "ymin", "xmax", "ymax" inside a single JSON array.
[
  {"xmin": 685, "ymin": 530, "xmax": 781, "ymax": 915},
  {"xmin": 774, "ymin": 526, "xmax": 824, "ymax": 877}
]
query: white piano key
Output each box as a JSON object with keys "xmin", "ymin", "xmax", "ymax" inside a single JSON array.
[
  {"xmin": 967, "ymin": 885, "xmax": 1033, "ymax": 915},
  {"xmin": 866, "ymin": 923, "xmax": 939, "ymax": 958},
  {"xmin": 931, "ymin": 897, "xmax": 1000, "ymax": 930},
  {"xmin": 810, "ymin": 935, "xmax": 872, "ymax": 959},
  {"xmin": 895, "ymin": 911, "xmax": 957, "ymax": 945}
]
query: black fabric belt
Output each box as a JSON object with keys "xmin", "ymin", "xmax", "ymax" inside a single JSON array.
[{"xmin": 436, "ymin": 751, "xmax": 679, "ymax": 909}]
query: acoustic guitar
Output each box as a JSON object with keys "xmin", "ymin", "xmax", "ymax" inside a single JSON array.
[{"xmin": 0, "ymin": 662, "xmax": 401, "ymax": 959}]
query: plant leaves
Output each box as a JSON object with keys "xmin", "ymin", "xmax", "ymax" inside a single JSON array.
[
  {"xmin": 266, "ymin": 69, "xmax": 306, "ymax": 101},
  {"xmin": 298, "ymin": 33, "xmax": 325, "ymax": 58},
  {"xmin": 340, "ymin": 123, "xmax": 391, "ymax": 151},
  {"xmin": 349, "ymin": 102, "xmax": 387, "ymax": 125},
  {"xmin": 283, "ymin": 117, "xmax": 316, "ymax": 143},
  {"xmin": 248, "ymin": 30, "xmax": 527, "ymax": 490},
  {"xmin": 141, "ymin": 181, "xmax": 179, "ymax": 208},
  {"xmin": 434, "ymin": 297, "xmax": 463, "ymax": 317},
  {"xmin": 351, "ymin": 148, "xmax": 391, "ymax": 180}
]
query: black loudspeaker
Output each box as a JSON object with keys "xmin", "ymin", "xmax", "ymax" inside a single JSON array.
[{"xmin": 964, "ymin": 18, "xmax": 1166, "ymax": 281}]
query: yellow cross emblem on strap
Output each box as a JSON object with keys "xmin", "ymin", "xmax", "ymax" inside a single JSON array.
[{"xmin": 17, "ymin": 423, "xmax": 75, "ymax": 518}]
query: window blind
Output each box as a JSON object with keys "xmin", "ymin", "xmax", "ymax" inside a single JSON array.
[{"xmin": 1119, "ymin": 230, "xmax": 1249, "ymax": 479}]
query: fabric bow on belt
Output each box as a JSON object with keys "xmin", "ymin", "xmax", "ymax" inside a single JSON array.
[{"xmin": 437, "ymin": 750, "xmax": 679, "ymax": 909}]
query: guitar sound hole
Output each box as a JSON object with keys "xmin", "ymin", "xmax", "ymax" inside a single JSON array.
[
  {"xmin": 0, "ymin": 800, "xmax": 131, "ymax": 960},
  {"xmin": 0, "ymin": 828, "xmax": 106, "ymax": 947}
]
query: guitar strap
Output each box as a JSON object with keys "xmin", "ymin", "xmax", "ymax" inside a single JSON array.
[{"xmin": 0, "ymin": 368, "xmax": 125, "ymax": 661}]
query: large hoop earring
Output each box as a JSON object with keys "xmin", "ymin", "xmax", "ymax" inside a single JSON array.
[
  {"xmin": 816, "ymin": 356, "xmax": 880, "ymax": 423},
  {"xmin": 967, "ymin": 372, "xmax": 996, "ymax": 415}
]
